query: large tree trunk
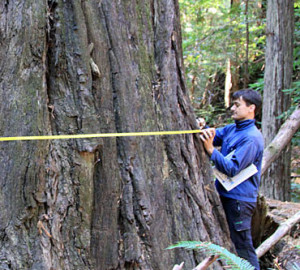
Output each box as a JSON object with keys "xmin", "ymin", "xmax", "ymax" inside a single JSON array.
[
  {"xmin": 261, "ymin": 0, "xmax": 294, "ymax": 201},
  {"xmin": 0, "ymin": 1, "xmax": 231, "ymax": 269}
]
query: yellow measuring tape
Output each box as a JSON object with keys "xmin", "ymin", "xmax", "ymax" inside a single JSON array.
[{"xmin": 0, "ymin": 130, "xmax": 203, "ymax": 142}]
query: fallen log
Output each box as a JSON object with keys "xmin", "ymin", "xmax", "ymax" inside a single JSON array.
[
  {"xmin": 256, "ymin": 210, "xmax": 300, "ymax": 258},
  {"xmin": 261, "ymin": 106, "xmax": 300, "ymax": 175}
]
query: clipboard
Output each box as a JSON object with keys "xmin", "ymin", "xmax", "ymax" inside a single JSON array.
[{"xmin": 213, "ymin": 150, "xmax": 258, "ymax": 191}]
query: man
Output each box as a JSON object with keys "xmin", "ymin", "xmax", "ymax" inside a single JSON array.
[{"xmin": 200, "ymin": 89, "xmax": 263, "ymax": 270}]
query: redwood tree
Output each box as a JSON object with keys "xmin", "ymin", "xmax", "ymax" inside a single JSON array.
[
  {"xmin": 0, "ymin": 1, "xmax": 231, "ymax": 269},
  {"xmin": 261, "ymin": 0, "xmax": 294, "ymax": 201}
]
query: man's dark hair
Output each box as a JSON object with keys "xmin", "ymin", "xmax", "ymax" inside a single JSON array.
[{"xmin": 232, "ymin": 88, "xmax": 262, "ymax": 114}]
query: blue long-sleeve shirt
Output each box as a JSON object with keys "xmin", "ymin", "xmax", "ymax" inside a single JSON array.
[{"xmin": 211, "ymin": 119, "xmax": 264, "ymax": 202}]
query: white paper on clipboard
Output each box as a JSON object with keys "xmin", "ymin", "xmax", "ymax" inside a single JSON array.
[{"xmin": 213, "ymin": 150, "xmax": 258, "ymax": 191}]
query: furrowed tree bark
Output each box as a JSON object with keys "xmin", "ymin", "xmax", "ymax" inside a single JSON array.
[
  {"xmin": 261, "ymin": 0, "xmax": 294, "ymax": 201},
  {"xmin": 261, "ymin": 106, "xmax": 300, "ymax": 175},
  {"xmin": 0, "ymin": 1, "xmax": 232, "ymax": 269}
]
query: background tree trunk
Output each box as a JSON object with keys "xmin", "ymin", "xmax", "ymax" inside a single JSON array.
[
  {"xmin": 224, "ymin": 0, "xmax": 241, "ymax": 108},
  {"xmin": 261, "ymin": 0, "xmax": 294, "ymax": 201},
  {"xmin": 0, "ymin": 1, "xmax": 232, "ymax": 269},
  {"xmin": 243, "ymin": 0, "xmax": 249, "ymax": 88}
]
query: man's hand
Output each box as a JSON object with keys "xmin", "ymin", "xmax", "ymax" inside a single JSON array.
[{"xmin": 200, "ymin": 128, "xmax": 216, "ymax": 156}]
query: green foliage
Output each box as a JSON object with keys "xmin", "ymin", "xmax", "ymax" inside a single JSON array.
[
  {"xmin": 194, "ymin": 104, "xmax": 230, "ymax": 127},
  {"xmin": 294, "ymin": 3, "xmax": 300, "ymax": 73},
  {"xmin": 291, "ymin": 182, "xmax": 300, "ymax": 202},
  {"xmin": 249, "ymin": 77, "xmax": 264, "ymax": 93},
  {"xmin": 179, "ymin": 1, "xmax": 299, "ymax": 128},
  {"xmin": 179, "ymin": 0, "xmax": 266, "ymax": 109},
  {"xmin": 167, "ymin": 241, "xmax": 255, "ymax": 270}
]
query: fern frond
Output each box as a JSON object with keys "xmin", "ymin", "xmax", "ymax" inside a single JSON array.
[
  {"xmin": 292, "ymin": 262, "xmax": 300, "ymax": 270},
  {"xmin": 167, "ymin": 241, "xmax": 255, "ymax": 270}
]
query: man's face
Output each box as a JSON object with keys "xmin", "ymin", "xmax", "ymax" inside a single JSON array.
[{"xmin": 231, "ymin": 97, "xmax": 255, "ymax": 121}]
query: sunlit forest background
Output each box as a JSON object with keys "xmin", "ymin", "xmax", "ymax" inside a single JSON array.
[{"xmin": 179, "ymin": 0, "xmax": 300, "ymax": 201}]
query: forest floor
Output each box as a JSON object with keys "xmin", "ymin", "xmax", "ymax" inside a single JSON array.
[{"xmin": 259, "ymin": 198, "xmax": 300, "ymax": 269}]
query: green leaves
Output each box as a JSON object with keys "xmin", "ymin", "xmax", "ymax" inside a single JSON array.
[
  {"xmin": 179, "ymin": 0, "xmax": 299, "ymax": 130},
  {"xmin": 179, "ymin": 0, "xmax": 265, "ymax": 114},
  {"xmin": 167, "ymin": 241, "xmax": 255, "ymax": 270}
]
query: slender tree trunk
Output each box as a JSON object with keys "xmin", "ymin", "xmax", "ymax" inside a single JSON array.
[
  {"xmin": 261, "ymin": 0, "xmax": 294, "ymax": 201},
  {"xmin": 224, "ymin": 0, "xmax": 240, "ymax": 107},
  {"xmin": 0, "ymin": 1, "xmax": 231, "ymax": 269},
  {"xmin": 231, "ymin": 0, "xmax": 241, "ymax": 94},
  {"xmin": 243, "ymin": 0, "xmax": 249, "ymax": 88},
  {"xmin": 224, "ymin": 59, "xmax": 232, "ymax": 108}
]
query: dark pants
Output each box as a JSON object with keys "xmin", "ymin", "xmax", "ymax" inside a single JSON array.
[{"xmin": 221, "ymin": 196, "xmax": 260, "ymax": 270}]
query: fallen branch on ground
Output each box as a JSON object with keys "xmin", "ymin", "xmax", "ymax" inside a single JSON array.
[
  {"xmin": 192, "ymin": 255, "xmax": 220, "ymax": 270},
  {"xmin": 171, "ymin": 256, "xmax": 220, "ymax": 270},
  {"xmin": 172, "ymin": 262, "xmax": 184, "ymax": 270},
  {"xmin": 256, "ymin": 210, "xmax": 300, "ymax": 258}
]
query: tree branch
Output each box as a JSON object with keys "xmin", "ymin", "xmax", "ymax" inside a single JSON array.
[
  {"xmin": 256, "ymin": 210, "xmax": 300, "ymax": 258},
  {"xmin": 172, "ymin": 262, "xmax": 184, "ymax": 270},
  {"xmin": 261, "ymin": 106, "xmax": 300, "ymax": 175},
  {"xmin": 172, "ymin": 256, "xmax": 220, "ymax": 270},
  {"xmin": 193, "ymin": 255, "xmax": 220, "ymax": 270}
]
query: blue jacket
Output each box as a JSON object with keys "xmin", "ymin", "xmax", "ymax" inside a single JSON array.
[{"xmin": 211, "ymin": 119, "xmax": 264, "ymax": 202}]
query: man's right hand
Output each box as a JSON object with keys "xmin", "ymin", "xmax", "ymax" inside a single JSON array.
[{"xmin": 200, "ymin": 128, "xmax": 216, "ymax": 156}]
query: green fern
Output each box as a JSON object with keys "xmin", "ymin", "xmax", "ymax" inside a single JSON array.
[{"xmin": 167, "ymin": 241, "xmax": 255, "ymax": 270}]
